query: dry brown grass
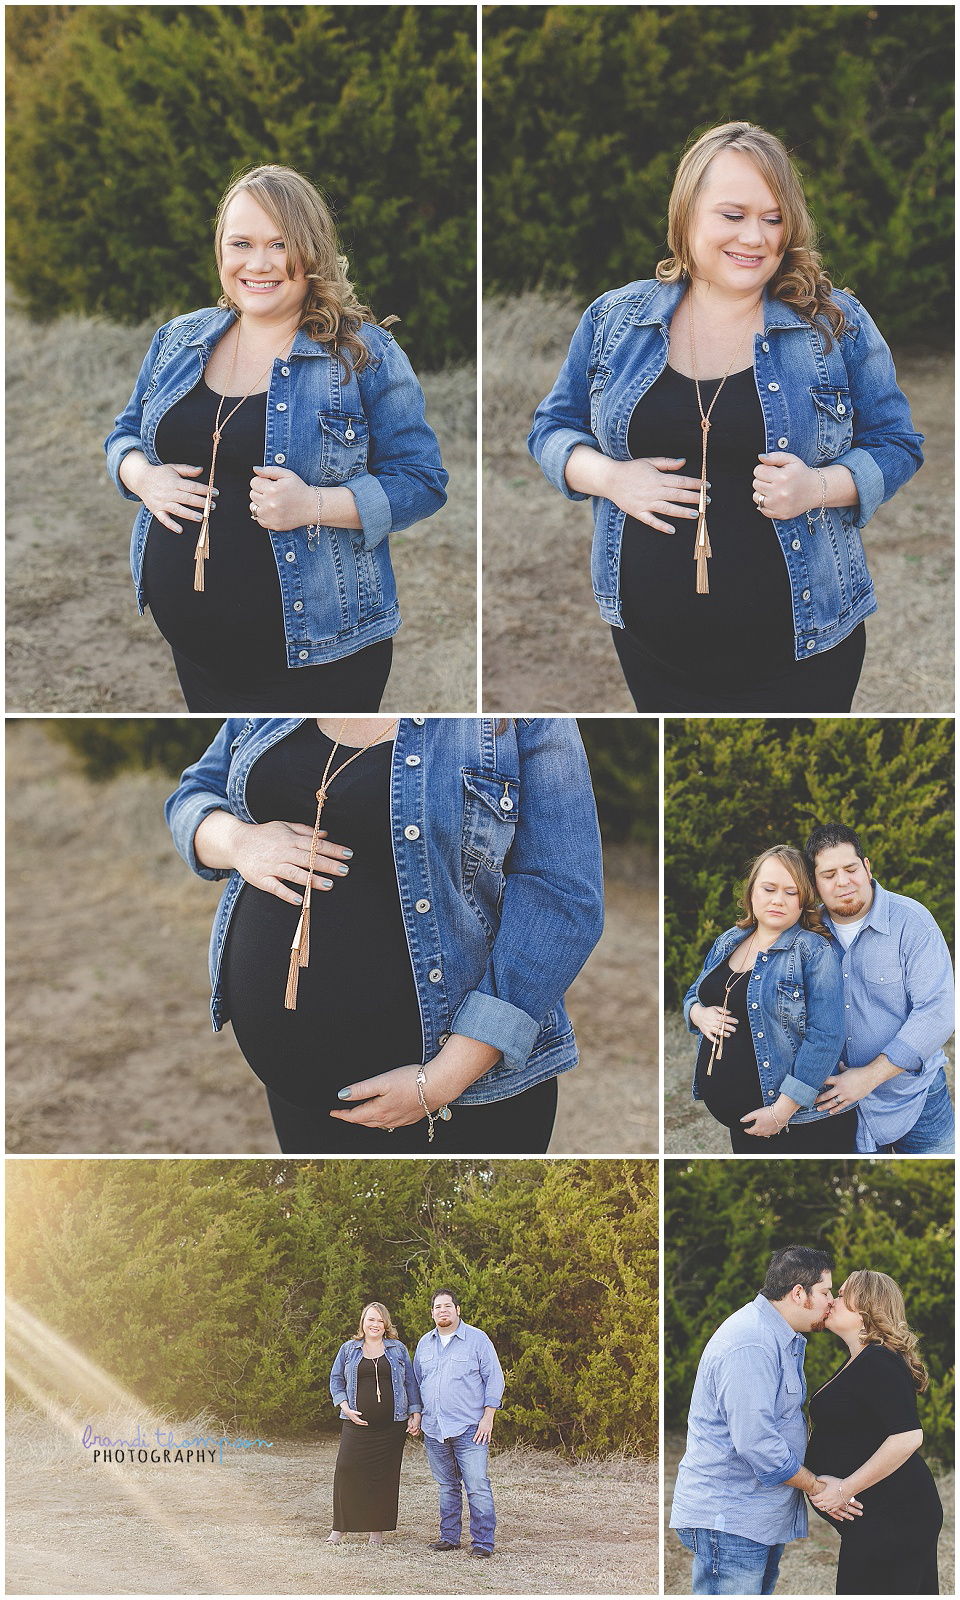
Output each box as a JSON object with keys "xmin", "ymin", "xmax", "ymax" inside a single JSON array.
[
  {"xmin": 664, "ymin": 1009, "xmax": 956, "ymax": 1155},
  {"xmin": 5, "ymin": 301, "xmax": 476, "ymax": 711},
  {"xmin": 5, "ymin": 721, "xmax": 655, "ymax": 1155},
  {"xmin": 482, "ymin": 292, "xmax": 953, "ymax": 712},
  {"xmin": 663, "ymin": 1429, "xmax": 954, "ymax": 1595},
  {"xmin": 6, "ymin": 1406, "xmax": 657, "ymax": 1594}
]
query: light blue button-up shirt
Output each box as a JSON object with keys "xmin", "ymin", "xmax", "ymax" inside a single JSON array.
[
  {"xmin": 669, "ymin": 1295, "xmax": 808, "ymax": 1546},
  {"xmin": 823, "ymin": 880, "xmax": 955, "ymax": 1152},
  {"xmin": 413, "ymin": 1321, "xmax": 505, "ymax": 1441}
]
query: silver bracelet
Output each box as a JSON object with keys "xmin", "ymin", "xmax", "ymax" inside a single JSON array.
[
  {"xmin": 415, "ymin": 1066, "xmax": 452, "ymax": 1143},
  {"xmin": 306, "ymin": 484, "xmax": 324, "ymax": 549},
  {"xmin": 810, "ymin": 468, "xmax": 828, "ymax": 525}
]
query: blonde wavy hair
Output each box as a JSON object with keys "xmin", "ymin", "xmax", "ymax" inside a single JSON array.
[
  {"xmin": 215, "ymin": 165, "xmax": 378, "ymax": 374},
  {"xmin": 656, "ymin": 123, "xmax": 847, "ymax": 349},
  {"xmin": 736, "ymin": 845, "xmax": 829, "ymax": 939},
  {"xmin": 352, "ymin": 1301, "xmax": 398, "ymax": 1341},
  {"xmin": 845, "ymin": 1270, "xmax": 929, "ymax": 1393}
]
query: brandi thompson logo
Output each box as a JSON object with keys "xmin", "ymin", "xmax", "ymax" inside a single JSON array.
[{"xmin": 82, "ymin": 1424, "xmax": 274, "ymax": 1465}]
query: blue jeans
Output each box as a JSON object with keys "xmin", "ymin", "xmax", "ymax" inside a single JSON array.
[
  {"xmin": 880, "ymin": 1069, "xmax": 955, "ymax": 1154},
  {"xmin": 675, "ymin": 1528, "xmax": 785, "ymax": 1595},
  {"xmin": 422, "ymin": 1428, "xmax": 496, "ymax": 1552}
]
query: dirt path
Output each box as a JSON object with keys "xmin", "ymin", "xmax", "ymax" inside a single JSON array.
[
  {"xmin": 663, "ymin": 1430, "xmax": 954, "ymax": 1594},
  {"xmin": 5, "ymin": 306, "xmax": 476, "ymax": 712},
  {"xmin": 482, "ymin": 294, "xmax": 953, "ymax": 712},
  {"xmin": 6, "ymin": 722, "xmax": 656, "ymax": 1155},
  {"xmin": 5, "ymin": 1415, "xmax": 657, "ymax": 1595}
]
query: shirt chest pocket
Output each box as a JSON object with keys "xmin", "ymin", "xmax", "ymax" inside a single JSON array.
[
  {"xmin": 461, "ymin": 770, "xmax": 520, "ymax": 872},
  {"xmin": 811, "ymin": 386, "xmax": 854, "ymax": 461},
  {"xmin": 316, "ymin": 411, "xmax": 370, "ymax": 483},
  {"xmin": 776, "ymin": 980, "xmax": 807, "ymax": 1037},
  {"xmin": 864, "ymin": 963, "xmax": 906, "ymax": 1002},
  {"xmin": 776, "ymin": 1372, "xmax": 803, "ymax": 1418}
]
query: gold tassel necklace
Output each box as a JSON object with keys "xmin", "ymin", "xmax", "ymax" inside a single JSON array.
[
  {"xmin": 706, "ymin": 930, "xmax": 758, "ymax": 1075},
  {"xmin": 284, "ymin": 717, "xmax": 400, "ymax": 1010},
  {"xmin": 194, "ymin": 322, "xmax": 296, "ymax": 592},
  {"xmin": 688, "ymin": 297, "xmax": 763, "ymax": 595}
]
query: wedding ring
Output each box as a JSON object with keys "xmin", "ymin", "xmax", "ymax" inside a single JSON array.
[{"xmin": 755, "ymin": 492, "xmax": 766, "ymax": 508}]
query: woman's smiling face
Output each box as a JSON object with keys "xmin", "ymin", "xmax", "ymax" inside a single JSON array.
[
  {"xmin": 688, "ymin": 148, "xmax": 785, "ymax": 295},
  {"xmin": 218, "ymin": 190, "xmax": 307, "ymax": 324},
  {"xmin": 750, "ymin": 855, "xmax": 803, "ymax": 935}
]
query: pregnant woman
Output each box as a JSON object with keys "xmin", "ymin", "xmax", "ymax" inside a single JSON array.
[
  {"xmin": 529, "ymin": 122, "xmax": 923, "ymax": 712},
  {"xmin": 683, "ymin": 845, "xmax": 853, "ymax": 1153},
  {"xmin": 806, "ymin": 1270, "xmax": 943, "ymax": 1595},
  {"xmin": 165, "ymin": 716, "xmax": 604, "ymax": 1154},
  {"xmin": 105, "ymin": 164, "xmax": 447, "ymax": 711},
  {"xmin": 328, "ymin": 1302, "xmax": 421, "ymax": 1548}
]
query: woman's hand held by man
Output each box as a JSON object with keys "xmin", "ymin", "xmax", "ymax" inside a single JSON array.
[
  {"xmin": 406, "ymin": 1412, "xmax": 422, "ymax": 1436},
  {"xmin": 118, "ymin": 452, "xmax": 216, "ymax": 534}
]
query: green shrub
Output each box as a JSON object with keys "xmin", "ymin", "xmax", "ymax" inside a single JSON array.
[
  {"xmin": 579, "ymin": 717, "xmax": 658, "ymax": 846},
  {"xmin": 664, "ymin": 718, "xmax": 954, "ymax": 1008},
  {"xmin": 46, "ymin": 719, "xmax": 221, "ymax": 780},
  {"xmin": 6, "ymin": 6, "xmax": 476, "ymax": 369},
  {"xmin": 483, "ymin": 6, "xmax": 953, "ymax": 343}
]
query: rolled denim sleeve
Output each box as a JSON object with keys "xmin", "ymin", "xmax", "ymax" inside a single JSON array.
[
  {"xmin": 104, "ymin": 325, "xmax": 166, "ymax": 499},
  {"xmin": 715, "ymin": 1345, "xmax": 803, "ymax": 1486},
  {"xmin": 832, "ymin": 293, "xmax": 924, "ymax": 527},
  {"xmin": 351, "ymin": 333, "xmax": 448, "ymax": 550},
  {"xmin": 400, "ymin": 1344, "xmax": 422, "ymax": 1413},
  {"xmin": 882, "ymin": 925, "xmax": 955, "ymax": 1074},
  {"xmin": 527, "ymin": 304, "xmax": 603, "ymax": 501},
  {"xmin": 780, "ymin": 938, "xmax": 845, "ymax": 1106},
  {"xmin": 164, "ymin": 720, "xmax": 245, "ymax": 880},
  {"xmin": 478, "ymin": 1335, "xmax": 505, "ymax": 1410},
  {"xmin": 451, "ymin": 721, "xmax": 604, "ymax": 1072},
  {"xmin": 329, "ymin": 1343, "xmax": 350, "ymax": 1410}
]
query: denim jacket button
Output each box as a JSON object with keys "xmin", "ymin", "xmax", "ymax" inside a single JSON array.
[
  {"xmin": 768, "ymin": 1090, "xmax": 775, "ymax": 1098},
  {"xmin": 778, "ymin": 436, "xmax": 788, "ymax": 448},
  {"xmin": 276, "ymin": 402, "xmax": 287, "ymax": 412},
  {"xmin": 405, "ymin": 754, "xmax": 421, "ymax": 766},
  {"xmin": 761, "ymin": 954, "xmax": 767, "ymax": 961},
  {"xmin": 428, "ymin": 968, "xmax": 442, "ymax": 983},
  {"xmin": 757, "ymin": 1032, "xmax": 764, "ymax": 1038},
  {"xmin": 438, "ymin": 1031, "xmax": 451, "ymax": 1046},
  {"xmin": 763, "ymin": 1061, "xmax": 770, "ymax": 1068},
  {"xmin": 761, "ymin": 341, "xmax": 770, "ymax": 352},
  {"xmin": 802, "ymin": 589, "xmax": 811, "ymax": 601},
  {"xmin": 293, "ymin": 600, "xmax": 304, "ymax": 611},
  {"xmin": 499, "ymin": 796, "xmax": 514, "ymax": 811},
  {"xmin": 274, "ymin": 453, "xmax": 286, "ymax": 464},
  {"xmin": 791, "ymin": 539, "xmax": 802, "ymax": 550},
  {"xmin": 416, "ymin": 899, "xmax": 431, "ymax": 913},
  {"xmin": 298, "ymin": 650, "xmax": 309, "ymax": 660},
  {"xmin": 412, "ymin": 715, "xmax": 426, "ymax": 725},
  {"xmin": 767, "ymin": 382, "xmax": 780, "ymax": 392},
  {"xmin": 404, "ymin": 824, "xmax": 421, "ymax": 840},
  {"xmin": 284, "ymin": 551, "xmax": 296, "ymax": 562},
  {"xmin": 806, "ymin": 640, "xmax": 816, "ymax": 650},
  {"xmin": 751, "ymin": 1002, "xmax": 758, "ymax": 1009},
  {"xmin": 280, "ymin": 365, "xmax": 290, "ymax": 376}
]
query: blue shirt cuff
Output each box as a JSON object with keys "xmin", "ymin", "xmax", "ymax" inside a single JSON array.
[
  {"xmin": 755, "ymin": 1449, "xmax": 802, "ymax": 1488},
  {"xmin": 450, "ymin": 991, "xmax": 540, "ymax": 1073},
  {"xmin": 344, "ymin": 471, "xmax": 393, "ymax": 549},
  {"xmin": 538, "ymin": 427, "xmax": 598, "ymax": 501},
  {"xmin": 780, "ymin": 1073, "xmax": 820, "ymax": 1110},
  {"xmin": 882, "ymin": 1039, "xmax": 925, "ymax": 1075},
  {"xmin": 833, "ymin": 445, "xmax": 885, "ymax": 526}
]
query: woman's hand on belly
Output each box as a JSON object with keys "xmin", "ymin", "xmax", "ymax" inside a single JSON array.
[
  {"xmin": 690, "ymin": 1002, "xmax": 737, "ymax": 1042},
  {"xmin": 119, "ymin": 453, "xmax": 217, "ymax": 533},
  {"xmin": 193, "ymin": 812, "xmax": 352, "ymax": 906},
  {"xmin": 564, "ymin": 447, "xmax": 703, "ymax": 534},
  {"xmin": 331, "ymin": 1035, "xmax": 502, "ymax": 1131}
]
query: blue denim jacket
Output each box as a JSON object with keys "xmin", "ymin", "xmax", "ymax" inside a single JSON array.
[
  {"xmin": 683, "ymin": 922, "xmax": 844, "ymax": 1121},
  {"xmin": 105, "ymin": 307, "xmax": 448, "ymax": 666},
  {"xmin": 329, "ymin": 1338, "xmax": 421, "ymax": 1421},
  {"xmin": 528, "ymin": 280, "xmax": 923, "ymax": 658},
  {"xmin": 164, "ymin": 716, "xmax": 604, "ymax": 1104}
]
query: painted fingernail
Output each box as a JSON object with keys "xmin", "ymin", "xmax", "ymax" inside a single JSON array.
[
  {"xmin": 319, "ymin": 876, "xmax": 333, "ymax": 888},
  {"xmin": 336, "ymin": 864, "xmax": 350, "ymax": 875},
  {"xmin": 337, "ymin": 1087, "xmax": 353, "ymax": 1100},
  {"xmin": 341, "ymin": 848, "xmax": 353, "ymax": 859}
]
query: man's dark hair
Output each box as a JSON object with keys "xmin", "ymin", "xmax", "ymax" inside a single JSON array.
[
  {"xmin": 431, "ymin": 1288, "xmax": 461, "ymax": 1310},
  {"xmin": 804, "ymin": 823, "xmax": 867, "ymax": 868},
  {"xmin": 760, "ymin": 1246, "xmax": 832, "ymax": 1302}
]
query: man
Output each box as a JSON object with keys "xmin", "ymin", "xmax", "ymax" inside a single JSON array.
[
  {"xmin": 670, "ymin": 1245, "xmax": 859, "ymax": 1595},
  {"xmin": 805, "ymin": 823, "xmax": 955, "ymax": 1154},
  {"xmin": 413, "ymin": 1289, "xmax": 504, "ymax": 1559}
]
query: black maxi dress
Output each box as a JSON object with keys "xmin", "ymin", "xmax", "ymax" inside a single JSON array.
[
  {"xmin": 142, "ymin": 382, "xmax": 392, "ymax": 712},
  {"xmin": 332, "ymin": 1356, "xmax": 409, "ymax": 1533},
  {"xmin": 805, "ymin": 1344, "xmax": 943, "ymax": 1594},
  {"xmin": 693, "ymin": 958, "xmax": 857, "ymax": 1154},
  {"xmin": 221, "ymin": 723, "xmax": 558, "ymax": 1154},
  {"xmin": 613, "ymin": 365, "xmax": 866, "ymax": 712}
]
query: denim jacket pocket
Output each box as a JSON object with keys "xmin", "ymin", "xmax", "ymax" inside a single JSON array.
[
  {"xmin": 777, "ymin": 979, "xmax": 807, "ymax": 1042},
  {"xmin": 317, "ymin": 410, "xmax": 370, "ymax": 483},
  {"xmin": 811, "ymin": 387, "xmax": 854, "ymax": 461},
  {"xmin": 461, "ymin": 770, "xmax": 520, "ymax": 871}
]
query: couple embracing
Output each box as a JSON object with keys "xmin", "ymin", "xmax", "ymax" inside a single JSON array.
[
  {"xmin": 684, "ymin": 823, "xmax": 954, "ymax": 1153},
  {"xmin": 671, "ymin": 1245, "xmax": 943, "ymax": 1595}
]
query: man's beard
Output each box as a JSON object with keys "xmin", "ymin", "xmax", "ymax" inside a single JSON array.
[
  {"xmin": 811, "ymin": 1311, "xmax": 831, "ymax": 1332},
  {"xmin": 827, "ymin": 891, "xmax": 867, "ymax": 920}
]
